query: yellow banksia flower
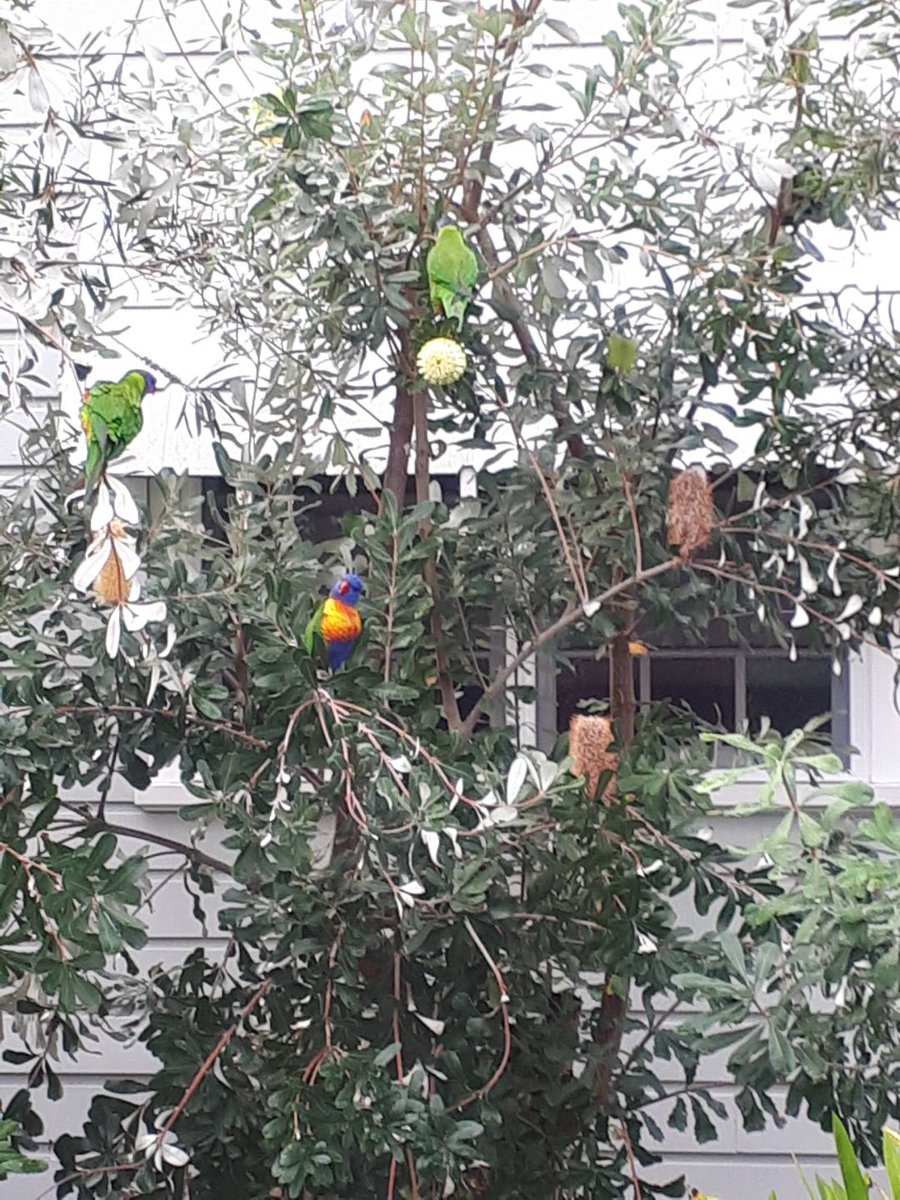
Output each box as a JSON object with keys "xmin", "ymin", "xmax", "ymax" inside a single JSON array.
[{"xmin": 417, "ymin": 336, "xmax": 467, "ymax": 386}]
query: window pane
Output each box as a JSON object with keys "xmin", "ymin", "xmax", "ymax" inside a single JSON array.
[
  {"xmin": 649, "ymin": 656, "xmax": 735, "ymax": 727},
  {"xmin": 746, "ymin": 656, "xmax": 832, "ymax": 735},
  {"xmin": 557, "ymin": 656, "xmax": 610, "ymax": 734},
  {"xmin": 556, "ymin": 657, "xmax": 641, "ymax": 733}
]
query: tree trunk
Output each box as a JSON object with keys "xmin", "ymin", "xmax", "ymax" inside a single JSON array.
[{"xmin": 594, "ymin": 628, "xmax": 636, "ymax": 1109}]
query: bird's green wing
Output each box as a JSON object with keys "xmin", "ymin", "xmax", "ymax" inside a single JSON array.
[
  {"xmin": 84, "ymin": 377, "xmax": 145, "ymax": 480},
  {"xmin": 82, "ymin": 404, "xmax": 113, "ymax": 499},
  {"xmin": 426, "ymin": 227, "xmax": 479, "ymax": 327},
  {"xmin": 87, "ymin": 374, "xmax": 145, "ymax": 441},
  {"xmin": 303, "ymin": 601, "xmax": 325, "ymax": 655},
  {"xmin": 82, "ymin": 373, "xmax": 149, "ymax": 501}
]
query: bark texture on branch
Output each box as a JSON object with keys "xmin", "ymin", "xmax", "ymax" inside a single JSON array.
[{"xmin": 593, "ymin": 628, "xmax": 637, "ymax": 1110}]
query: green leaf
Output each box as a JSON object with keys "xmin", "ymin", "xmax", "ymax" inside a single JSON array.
[
  {"xmin": 832, "ymin": 1114, "xmax": 868, "ymax": 1200},
  {"xmin": 798, "ymin": 753, "xmax": 844, "ymax": 775},
  {"xmin": 719, "ymin": 931, "xmax": 747, "ymax": 978},
  {"xmin": 694, "ymin": 768, "xmax": 744, "ymax": 794},
  {"xmin": 827, "ymin": 781, "xmax": 874, "ymax": 806},
  {"xmin": 374, "ymin": 1042, "xmax": 402, "ymax": 1069},
  {"xmin": 690, "ymin": 1097, "xmax": 718, "ymax": 1144},
  {"xmin": 883, "ymin": 1127, "xmax": 900, "ymax": 1200},
  {"xmin": 540, "ymin": 259, "xmax": 567, "ymax": 300},
  {"xmin": 798, "ymin": 811, "xmax": 828, "ymax": 849},
  {"xmin": 767, "ymin": 1025, "xmax": 796, "ymax": 1074},
  {"xmin": 545, "ymin": 17, "xmax": 580, "ymax": 43},
  {"xmin": 668, "ymin": 1097, "xmax": 687, "ymax": 1131}
]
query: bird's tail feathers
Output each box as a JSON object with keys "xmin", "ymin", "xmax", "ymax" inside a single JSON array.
[{"xmin": 83, "ymin": 443, "xmax": 104, "ymax": 506}]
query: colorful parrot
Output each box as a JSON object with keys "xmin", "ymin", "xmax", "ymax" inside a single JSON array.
[
  {"xmin": 80, "ymin": 369, "xmax": 157, "ymax": 502},
  {"xmin": 303, "ymin": 572, "xmax": 365, "ymax": 672},
  {"xmin": 426, "ymin": 225, "xmax": 479, "ymax": 330}
]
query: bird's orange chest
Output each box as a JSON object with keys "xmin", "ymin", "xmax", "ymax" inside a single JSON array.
[{"xmin": 320, "ymin": 598, "xmax": 362, "ymax": 642}]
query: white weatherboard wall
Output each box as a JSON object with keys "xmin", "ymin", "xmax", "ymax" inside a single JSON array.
[{"xmin": 2, "ymin": 1, "xmax": 900, "ymax": 1196}]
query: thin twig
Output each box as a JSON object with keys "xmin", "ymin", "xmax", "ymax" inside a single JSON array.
[
  {"xmin": 622, "ymin": 475, "xmax": 643, "ymax": 577},
  {"xmin": 619, "ymin": 1121, "xmax": 643, "ymax": 1200},
  {"xmin": 22, "ymin": 703, "xmax": 268, "ymax": 750},
  {"xmin": 454, "ymin": 917, "xmax": 511, "ymax": 1107},
  {"xmin": 97, "ymin": 731, "xmax": 120, "ymax": 825},
  {"xmin": 56, "ymin": 808, "xmax": 232, "ymax": 875},
  {"xmin": 35, "ymin": 1160, "xmax": 140, "ymax": 1200},
  {"xmin": 154, "ymin": 977, "xmax": 272, "ymax": 1149},
  {"xmin": 0, "ymin": 843, "xmax": 62, "ymax": 886},
  {"xmin": 389, "ymin": 950, "xmax": 421, "ymax": 1199}
]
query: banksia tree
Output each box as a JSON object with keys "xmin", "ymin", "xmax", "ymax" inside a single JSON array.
[{"xmin": 0, "ymin": 2, "xmax": 899, "ymax": 1199}]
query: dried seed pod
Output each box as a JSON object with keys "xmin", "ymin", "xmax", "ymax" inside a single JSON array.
[
  {"xmin": 93, "ymin": 521, "xmax": 131, "ymax": 606},
  {"xmin": 570, "ymin": 714, "xmax": 617, "ymax": 801},
  {"xmin": 667, "ymin": 467, "xmax": 713, "ymax": 561}
]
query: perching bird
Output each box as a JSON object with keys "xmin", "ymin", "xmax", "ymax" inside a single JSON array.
[
  {"xmin": 303, "ymin": 573, "xmax": 365, "ymax": 672},
  {"xmin": 80, "ymin": 370, "xmax": 156, "ymax": 502},
  {"xmin": 426, "ymin": 225, "xmax": 478, "ymax": 330}
]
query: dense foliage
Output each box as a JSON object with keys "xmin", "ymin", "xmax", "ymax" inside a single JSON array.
[{"xmin": 0, "ymin": 0, "xmax": 898, "ymax": 1196}]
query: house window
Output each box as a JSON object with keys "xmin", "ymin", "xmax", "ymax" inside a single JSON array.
[{"xmin": 551, "ymin": 643, "xmax": 849, "ymax": 755}]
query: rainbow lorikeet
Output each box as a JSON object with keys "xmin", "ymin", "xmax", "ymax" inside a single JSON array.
[
  {"xmin": 80, "ymin": 369, "xmax": 156, "ymax": 502},
  {"xmin": 303, "ymin": 573, "xmax": 365, "ymax": 672},
  {"xmin": 426, "ymin": 225, "xmax": 478, "ymax": 330}
]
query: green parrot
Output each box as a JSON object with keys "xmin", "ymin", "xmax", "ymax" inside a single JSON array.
[
  {"xmin": 80, "ymin": 369, "xmax": 156, "ymax": 501},
  {"xmin": 426, "ymin": 225, "xmax": 478, "ymax": 330}
]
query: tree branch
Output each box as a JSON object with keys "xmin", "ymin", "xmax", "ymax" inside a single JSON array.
[
  {"xmin": 594, "ymin": 620, "xmax": 637, "ymax": 1109},
  {"xmin": 58, "ymin": 808, "xmax": 233, "ymax": 876},
  {"xmin": 154, "ymin": 977, "xmax": 272, "ymax": 1149},
  {"xmin": 384, "ymin": 384, "xmax": 414, "ymax": 508},
  {"xmin": 458, "ymin": 558, "xmax": 680, "ymax": 741},
  {"xmin": 37, "ymin": 704, "xmax": 269, "ymax": 749},
  {"xmin": 413, "ymin": 388, "xmax": 464, "ymax": 733}
]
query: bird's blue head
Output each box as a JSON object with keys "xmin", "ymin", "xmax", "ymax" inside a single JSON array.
[
  {"xmin": 138, "ymin": 370, "xmax": 157, "ymax": 395},
  {"xmin": 331, "ymin": 572, "xmax": 365, "ymax": 606}
]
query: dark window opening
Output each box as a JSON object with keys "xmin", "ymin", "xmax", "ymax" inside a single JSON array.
[
  {"xmin": 200, "ymin": 474, "xmax": 462, "ymax": 544},
  {"xmin": 746, "ymin": 655, "xmax": 835, "ymax": 737},
  {"xmin": 650, "ymin": 655, "xmax": 736, "ymax": 728},
  {"xmin": 556, "ymin": 657, "xmax": 639, "ymax": 735},
  {"xmin": 554, "ymin": 645, "xmax": 848, "ymax": 755}
]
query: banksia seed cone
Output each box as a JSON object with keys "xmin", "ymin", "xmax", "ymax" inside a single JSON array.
[
  {"xmin": 570, "ymin": 715, "xmax": 618, "ymax": 801},
  {"xmin": 667, "ymin": 467, "xmax": 713, "ymax": 561},
  {"xmin": 417, "ymin": 336, "xmax": 467, "ymax": 385},
  {"xmin": 93, "ymin": 521, "xmax": 130, "ymax": 605}
]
